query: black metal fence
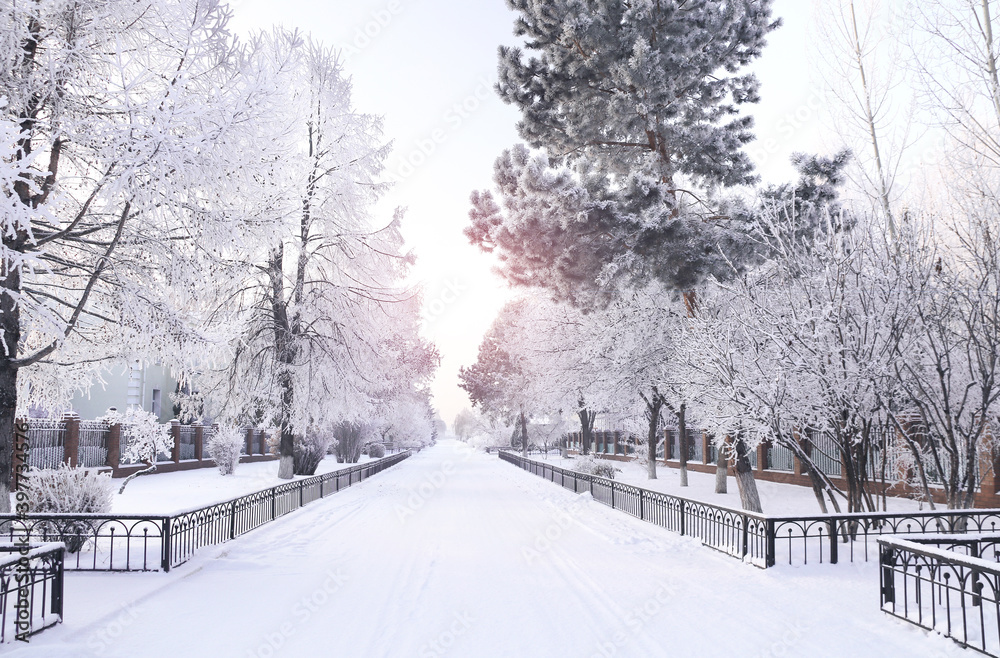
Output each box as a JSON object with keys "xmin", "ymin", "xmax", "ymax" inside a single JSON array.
[
  {"xmin": 178, "ymin": 425, "xmax": 196, "ymax": 461},
  {"xmin": 26, "ymin": 420, "xmax": 65, "ymax": 471},
  {"xmin": 0, "ymin": 543, "xmax": 64, "ymax": 642},
  {"xmin": 78, "ymin": 421, "xmax": 109, "ymax": 468},
  {"xmin": 500, "ymin": 451, "xmax": 771, "ymax": 565},
  {"xmin": 0, "ymin": 451, "xmax": 410, "ymax": 573},
  {"xmin": 500, "ymin": 451, "xmax": 1000, "ymax": 569},
  {"xmin": 879, "ymin": 535, "xmax": 1000, "ymax": 656}
]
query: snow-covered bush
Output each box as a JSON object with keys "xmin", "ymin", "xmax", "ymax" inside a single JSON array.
[
  {"xmin": 333, "ymin": 422, "xmax": 365, "ymax": 463},
  {"xmin": 25, "ymin": 465, "xmax": 115, "ymax": 552},
  {"xmin": 25, "ymin": 464, "xmax": 115, "ymax": 514},
  {"xmin": 208, "ymin": 425, "xmax": 244, "ymax": 476},
  {"xmin": 99, "ymin": 407, "xmax": 174, "ymax": 492},
  {"xmin": 100, "ymin": 408, "xmax": 173, "ymax": 466},
  {"xmin": 367, "ymin": 443, "xmax": 385, "ymax": 459},
  {"xmin": 294, "ymin": 431, "xmax": 332, "ymax": 475},
  {"xmin": 572, "ymin": 454, "xmax": 619, "ymax": 480}
]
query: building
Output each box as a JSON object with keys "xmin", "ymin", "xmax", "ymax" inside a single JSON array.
[{"xmin": 68, "ymin": 360, "xmax": 177, "ymax": 424}]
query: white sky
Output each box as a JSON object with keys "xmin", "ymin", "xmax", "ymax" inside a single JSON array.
[{"xmin": 229, "ymin": 0, "xmax": 829, "ymax": 429}]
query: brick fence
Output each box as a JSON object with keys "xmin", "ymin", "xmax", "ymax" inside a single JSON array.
[
  {"xmin": 12, "ymin": 415, "xmax": 278, "ymax": 490},
  {"xmin": 565, "ymin": 428, "xmax": 1000, "ymax": 508}
]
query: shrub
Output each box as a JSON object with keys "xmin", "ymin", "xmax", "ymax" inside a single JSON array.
[
  {"xmin": 572, "ymin": 454, "xmax": 619, "ymax": 480},
  {"xmin": 367, "ymin": 443, "xmax": 385, "ymax": 458},
  {"xmin": 25, "ymin": 464, "xmax": 115, "ymax": 514},
  {"xmin": 333, "ymin": 422, "xmax": 365, "ymax": 463},
  {"xmin": 294, "ymin": 432, "xmax": 331, "ymax": 476},
  {"xmin": 25, "ymin": 465, "xmax": 115, "ymax": 552},
  {"xmin": 208, "ymin": 425, "xmax": 244, "ymax": 475}
]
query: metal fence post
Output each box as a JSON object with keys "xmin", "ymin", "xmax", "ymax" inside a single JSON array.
[
  {"xmin": 611, "ymin": 482, "xmax": 616, "ymax": 510},
  {"xmin": 741, "ymin": 515, "xmax": 749, "ymax": 559},
  {"xmin": 879, "ymin": 545, "xmax": 895, "ymax": 605},
  {"xmin": 271, "ymin": 487, "xmax": 276, "ymax": 520},
  {"xmin": 639, "ymin": 489, "xmax": 644, "ymax": 520},
  {"xmin": 765, "ymin": 519, "xmax": 776, "ymax": 568},
  {"xmin": 679, "ymin": 500, "xmax": 686, "ymax": 537},
  {"xmin": 229, "ymin": 501, "xmax": 237, "ymax": 540},
  {"xmin": 828, "ymin": 519, "xmax": 839, "ymax": 565},
  {"xmin": 52, "ymin": 549, "xmax": 64, "ymax": 617},
  {"xmin": 161, "ymin": 516, "xmax": 172, "ymax": 572}
]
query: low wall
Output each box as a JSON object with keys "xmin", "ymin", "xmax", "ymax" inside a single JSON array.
[{"xmin": 109, "ymin": 454, "xmax": 278, "ymax": 478}]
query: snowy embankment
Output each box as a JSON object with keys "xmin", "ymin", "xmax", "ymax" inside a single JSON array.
[
  {"xmin": 535, "ymin": 452, "xmax": 925, "ymax": 517},
  {"xmin": 110, "ymin": 455, "xmax": 375, "ymax": 515},
  {"xmin": 10, "ymin": 440, "xmax": 961, "ymax": 658}
]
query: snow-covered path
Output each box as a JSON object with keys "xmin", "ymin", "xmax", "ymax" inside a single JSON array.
[{"xmin": 12, "ymin": 440, "xmax": 961, "ymax": 657}]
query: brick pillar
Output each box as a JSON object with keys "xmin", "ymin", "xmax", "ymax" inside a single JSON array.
[
  {"xmin": 663, "ymin": 428, "xmax": 671, "ymax": 464},
  {"xmin": 194, "ymin": 423, "xmax": 204, "ymax": 461},
  {"xmin": 792, "ymin": 428, "xmax": 803, "ymax": 477},
  {"xmin": 63, "ymin": 413, "xmax": 80, "ymax": 468},
  {"xmin": 246, "ymin": 428, "xmax": 253, "ymax": 455},
  {"xmin": 977, "ymin": 444, "xmax": 997, "ymax": 497},
  {"xmin": 756, "ymin": 441, "xmax": 767, "ymax": 473},
  {"xmin": 702, "ymin": 431, "xmax": 710, "ymax": 465},
  {"xmin": 107, "ymin": 423, "xmax": 121, "ymax": 470},
  {"xmin": 170, "ymin": 419, "xmax": 181, "ymax": 463}
]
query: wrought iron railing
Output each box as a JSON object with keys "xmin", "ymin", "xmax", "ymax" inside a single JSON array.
[
  {"xmin": 0, "ymin": 451, "xmax": 410, "ymax": 573},
  {"xmin": 500, "ymin": 451, "xmax": 770, "ymax": 566},
  {"xmin": 178, "ymin": 426, "xmax": 196, "ymax": 461},
  {"xmin": 26, "ymin": 420, "xmax": 65, "ymax": 471},
  {"xmin": 765, "ymin": 443, "xmax": 795, "ymax": 472},
  {"xmin": 78, "ymin": 421, "xmax": 109, "ymax": 468},
  {"xmin": 500, "ymin": 451, "xmax": 1000, "ymax": 569},
  {"xmin": 879, "ymin": 535, "xmax": 1000, "ymax": 656},
  {"xmin": 0, "ymin": 543, "xmax": 64, "ymax": 642}
]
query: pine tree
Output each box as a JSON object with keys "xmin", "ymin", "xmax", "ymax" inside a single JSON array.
[{"xmin": 468, "ymin": 0, "xmax": 780, "ymax": 303}]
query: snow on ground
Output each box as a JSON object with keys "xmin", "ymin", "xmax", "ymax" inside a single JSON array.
[
  {"xmin": 10, "ymin": 441, "xmax": 962, "ymax": 657},
  {"xmin": 537, "ymin": 452, "xmax": 926, "ymax": 517},
  {"xmin": 111, "ymin": 455, "xmax": 376, "ymax": 515}
]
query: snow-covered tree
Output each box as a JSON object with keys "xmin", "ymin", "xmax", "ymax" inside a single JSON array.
[
  {"xmin": 0, "ymin": 1, "xmax": 284, "ymax": 510},
  {"xmin": 467, "ymin": 1, "xmax": 779, "ymax": 305},
  {"xmin": 184, "ymin": 31, "xmax": 437, "ymax": 476},
  {"xmin": 99, "ymin": 408, "xmax": 173, "ymax": 493}
]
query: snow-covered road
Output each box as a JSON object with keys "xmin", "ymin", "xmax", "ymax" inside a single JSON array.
[{"xmin": 12, "ymin": 440, "xmax": 962, "ymax": 657}]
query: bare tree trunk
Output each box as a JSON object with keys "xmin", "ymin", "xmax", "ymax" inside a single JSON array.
[
  {"xmin": 714, "ymin": 435, "xmax": 727, "ymax": 494},
  {"xmin": 641, "ymin": 388, "xmax": 664, "ymax": 480},
  {"xmin": 0, "ymin": 359, "xmax": 16, "ymax": 513},
  {"xmin": 677, "ymin": 403, "xmax": 688, "ymax": 487},
  {"xmin": 520, "ymin": 409, "xmax": 529, "ymax": 458},
  {"xmin": 578, "ymin": 405, "xmax": 595, "ymax": 456},
  {"xmin": 846, "ymin": 0, "xmax": 897, "ymax": 238},
  {"xmin": 270, "ymin": 245, "xmax": 295, "ymax": 480},
  {"xmin": 732, "ymin": 435, "xmax": 762, "ymax": 513}
]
